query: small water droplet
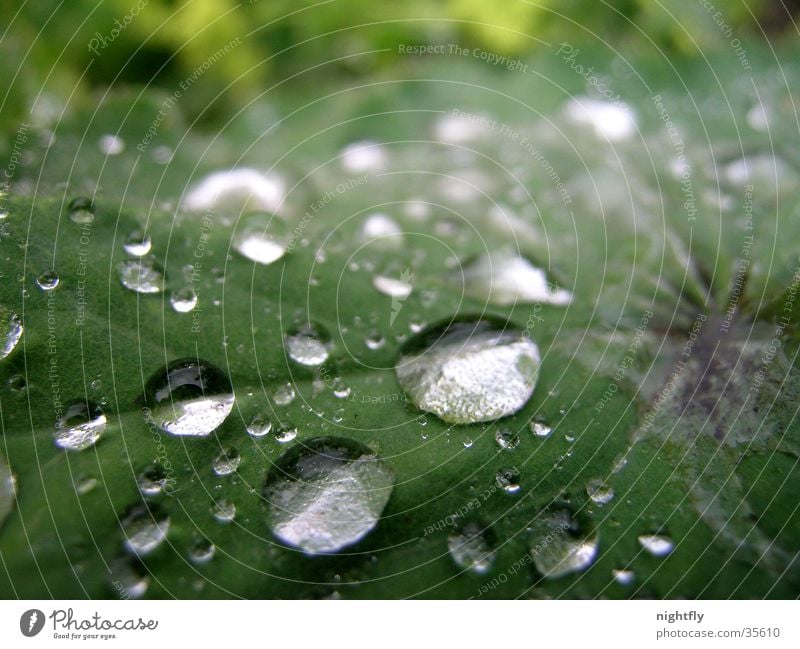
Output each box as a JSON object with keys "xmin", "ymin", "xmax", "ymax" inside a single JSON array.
[
  {"xmin": 0, "ymin": 454, "xmax": 16, "ymax": 529},
  {"xmin": 212, "ymin": 447, "xmax": 241, "ymax": 476},
  {"xmin": 170, "ymin": 287, "xmax": 198, "ymax": 313},
  {"xmin": 233, "ymin": 212, "xmax": 289, "ymax": 265},
  {"xmin": 530, "ymin": 509, "xmax": 598, "ymax": 579},
  {"xmin": 1, "ymin": 306, "xmax": 23, "ymax": 360},
  {"xmin": 109, "ymin": 557, "xmax": 149, "ymax": 599},
  {"xmin": 54, "ymin": 400, "xmax": 107, "ymax": 451},
  {"xmin": 143, "ymin": 358, "xmax": 234, "ymax": 437},
  {"xmin": 263, "ymin": 437, "xmax": 395, "ymax": 554},
  {"xmin": 117, "ymin": 256, "xmax": 165, "ymax": 294},
  {"xmin": 372, "ymin": 274, "xmax": 412, "ymax": 298},
  {"xmin": 121, "ymin": 505, "xmax": 170, "ymax": 556},
  {"xmin": 396, "ymin": 318, "xmax": 540, "ymax": 424},
  {"xmin": 565, "ymin": 97, "xmax": 636, "ymax": 141},
  {"xmin": 188, "ymin": 537, "xmax": 216, "ymax": 564},
  {"xmin": 36, "ymin": 270, "xmax": 59, "ymax": 291},
  {"xmin": 530, "ymin": 420, "xmax": 552, "ymax": 437},
  {"xmin": 638, "ymin": 534, "xmax": 674, "ymax": 557},
  {"xmin": 273, "ymin": 382, "xmax": 296, "ymax": 406},
  {"xmin": 123, "ymin": 230, "xmax": 152, "ymax": 256},
  {"xmin": 99, "ymin": 134, "xmax": 125, "ymax": 155},
  {"xmin": 212, "ymin": 498, "xmax": 236, "ymax": 523},
  {"xmin": 137, "ymin": 465, "xmax": 169, "ymax": 496},
  {"xmin": 448, "ymin": 521, "xmax": 496, "ymax": 574},
  {"xmin": 74, "ymin": 475, "xmax": 98, "ymax": 495},
  {"xmin": 68, "ymin": 197, "xmax": 95, "ymax": 224},
  {"xmin": 495, "ymin": 467, "xmax": 521, "ymax": 493},
  {"xmin": 274, "ymin": 426, "xmax": 298, "ymax": 443},
  {"xmin": 586, "ymin": 479, "xmax": 615, "ymax": 504},
  {"xmin": 246, "ymin": 413, "xmax": 272, "ymax": 438},
  {"xmin": 365, "ymin": 330, "xmax": 385, "ymax": 350},
  {"xmin": 340, "ymin": 140, "xmax": 386, "ymax": 173},
  {"xmin": 612, "ymin": 568, "xmax": 635, "ymax": 585},
  {"xmin": 462, "ymin": 437, "xmax": 473, "ymax": 448},
  {"xmin": 360, "ymin": 212, "xmax": 402, "ymax": 245},
  {"xmin": 285, "ymin": 323, "xmax": 331, "ymax": 366},
  {"xmin": 7, "ymin": 374, "xmax": 26, "ymax": 392},
  {"xmin": 495, "ymin": 428, "xmax": 520, "ymax": 450}
]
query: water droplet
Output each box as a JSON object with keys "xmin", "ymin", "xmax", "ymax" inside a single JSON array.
[
  {"xmin": 586, "ymin": 479, "xmax": 615, "ymax": 504},
  {"xmin": 332, "ymin": 378, "xmax": 350, "ymax": 399},
  {"xmin": 68, "ymin": 197, "xmax": 95, "ymax": 224},
  {"xmin": 117, "ymin": 256, "xmax": 165, "ymax": 294},
  {"xmin": 54, "ymin": 400, "xmax": 107, "ymax": 451},
  {"xmin": 365, "ymin": 330, "xmax": 385, "ymax": 350},
  {"xmin": 495, "ymin": 428, "xmax": 520, "ymax": 450},
  {"xmin": 638, "ymin": 534, "xmax": 674, "ymax": 557},
  {"xmin": 263, "ymin": 436, "xmax": 395, "ymax": 554},
  {"xmin": 462, "ymin": 437, "xmax": 473, "ymax": 448},
  {"xmin": 212, "ymin": 447, "xmax": 241, "ymax": 476},
  {"xmin": 121, "ymin": 505, "xmax": 170, "ymax": 556},
  {"xmin": 396, "ymin": 318, "xmax": 540, "ymax": 424},
  {"xmin": 246, "ymin": 413, "xmax": 272, "ymax": 438},
  {"xmin": 274, "ymin": 426, "xmax": 298, "ymax": 443},
  {"xmin": 273, "ymin": 383, "xmax": 296, "ymax": 406},
  {"xmin": 0, "ymin": 453, "xmax": 16, "ymax": 530},
  {"xmin": 109, "ymin": 557, "xmax": 149, "ymax": 599},
  {"xmin": 212, "ymin": 498, "xmax": 236, "ymax": 523},
  {"xmin": 99, "ymin": 134, "xmax": 125, "ymax": 155},
  {"xmin": 530, "ymin": 509, "xmax": 598, "ymax": 579},
  {"xmin": 565, "ymin": 97, "xmax": 636, "ymax": 141},
  {"xmin": 457, "ymin": 249, "xmax": 572, "ymax": 306},
  {"xmin": 360, "ymin": 213, "xmax": 402, "ymax": 245},
  {"xmin": 188, "ymin": 538, "xmax": 216, "ymax": 564},
  {"xmin": 170, "ymin": 287, "xmax": 198, "ymax": 313},
  {"xmin": 372, "ymin": 274, "xmax": 412, "ymax": 298},
  {"xmin": 530, "ymin": 420, "xmax": 552, "ymax": 437},
  {"xmin": 36, "ymin": 270, "xmax": 60, "ymax": 291},
  {"xmin": 7, "ymin": 374, "xmax": 26, "ymax": 392},
  {"xmin": 340, "ymin": 140, "xmax": 386, "ymax": 173},
  {"xmin": 233, "ymin": 212, "xmax": 290, "ymax": 265},
  {"xmin": 123, "ymin": 230, "xmax": 152, "ymax": 256},
  {"xmin": 143, "ymin": 358, "xmax": 234, "ymax": 437},
  {"xmin": 0, "ymin": 306, "xmax": 23, "ymax": 360},
  {"xmin": 137, "ymin": 465, "xmax": 169, "ymax": 496},
  {"xmin": 183, "ymin": 168, "xmax": 285, "ymax": 215},
  {"xmin": 612, "ymin": 568, "xmax": 635, "ymax": 585},
  {"xmin": 495, "ymin": 467, "xmax": 521, "ymax": 493},
  {"xmin": 285, "ymin": 323, "xmax": 331, "ymax": 366},
  {"xmin": 74, "ymin": 475, "xmax": 98, "ymax": 495},
  {"xmin": 448, "ymin": 521, "xmax": 496, "ymax": 574}
]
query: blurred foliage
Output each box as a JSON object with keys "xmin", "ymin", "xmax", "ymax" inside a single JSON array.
[{"xmin": 0, "ymin": 0, "xmax": 784, "ymax": 136}]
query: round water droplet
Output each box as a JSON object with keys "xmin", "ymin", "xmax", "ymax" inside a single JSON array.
[
  {"xmin": 246, "ymin": 413, "xmax": 272, "ymax": 438},
  {"xmin": 340, "ymin": 140, "xmax": 387, "ymax": 173},
  {"xmin": 1, "ymin": 306, "xmax": 23, "ymax": 360},
  {"xmin": 612, "ymin": 568, "xmax": 635, "ymax": 585},
  {"xmin": 273, "ymin": 382, "xmax": 296, "ymax": 406},
  {"xmin": 365, "ymin": 330, "xmax": 385, "ymax": 350},
  {"xmin": 117, "ymin": 256, "xmax": 165, "ymax": 294},
  {"xmin": 448, "ymin": 521, "xmax": 496, "ymax": 575},
  {"xmin": 68, "ymin": 197, "xmax": 95, "ymax": 224},
  {"xmin": 263, "ymin": 436, "xmax": 395, "ymax": 554},
  {"xmin": 332, "ymin": 377, "xmax": 350, "ymax": 399},
  {"xmin": 109, "ymin": 557, "xmax": 149, "ymax": 599},
  {"xmin": 495, "ymin": 467, "xmax": 521, "ymax": 493},
  {"xmin": 123, "ymin": 230, "xmax": 152, "ymax": 256},
  {"xmin": 372, "ymin": 274, "xmax": 412, "ymax": 298},
  {"xmin": 54, "ymin": 400, "xmax": 107, "ymax": 451},
  {"xmin": 274, "ymin": 426, "xmax": 297, "ymax": 443},
  {"xmin": 143, "ymin": 358, "xmax": 234, "ymax": 437},
  {"xmin": 7, "ymin": 374, "xmax": 26, "ymax": 392},
  {"xmin": 212, "ymin": 447, "xmax": 240, "ymax": 476},
  {"xmin": 0, "ymin": 453, "xmax": 16, "ymax": 530},
  {"xmin": 188, "ymin": 538, "xmax": 216, "ymax": 564},
  {"xmin": 212, "ymin": 498, "xmax": 236, "ymax": 523},
  {"xmin": 462, "ymin": 437, "xmax": 473, "ymax": 448},
  {"xmin": 233, "ymin": 212, "xmax": 289, "ymax": 265},
  {"xmin": 530, "ymin": 509, "xmax": 598, "ymax": 579},
  {"xmin": 360, "ymin": 213, "xmax": 402, "ymax": 245},
  {"xmin": 99, "ymin": 134, "xmax": 125, "ymax": 155},
  {"xmin": 170, "ymin": 287, "xmax": 197, "ymax": 313},
  {"xmin": 137, "ymin": 464, "xmax": 169, "ymax": 496},
  {"xmin": 638, "ymin": 534, "xmax": 673, "ymax": 557},
  {"xmin": 75, "ymin": 474, "xmax": 99, "ymax": 495},
  {"xmin": 586, "ymin": 479, "xmax": 615, "ymax": 504},
  {"xmin": 530, "ymin": 420, "xmax": 552, "ymax": 437},
  {"xmin": 36, "ymin": 270, "xmax": 60, "ymax": 291},
  {"xmin": 565, "ymin": 97, "xmax": 636, "ymax": 141},
  {"xmin": 121, "ymin": 505, "xmax": 170, "ymax": 556},
  {"xmin": 396, "ymin": 318, "xmax": 541, "ymax": 424},
  {"xmin": 495, "ymin": 428, "xmax": 520, "ymax": 450},
  {"xmin": 285, "ymin": 323, "xmax": 331, "ymax": 366}
]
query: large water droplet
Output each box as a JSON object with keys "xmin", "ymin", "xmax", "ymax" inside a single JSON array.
[
  {"xmin": 121, "ymin": 505, "xmax": 170, "ymax": 556},
  {"xmin": 68, "ymin": 197, "xmax": 95, "ymax": 224},
  {"xmin": 143, "ymin": 358, "xmax": 234, "ymax": 437},
  {"xmin": 285, "ymin": 323, "xmax": 331, "ymax": 366},
  {"xmin": 0, "ymin": 306, "xmax": 23, "ymax": 360},
  {"xmin": 123, "ymin": 230, "xmax": 152, "ymax": 257},
  {"xmin": 263, "ymin": 436, "xmax": 395, "ymax": 554},
  {"xmin": 117, "ymin": 256, "xmax": 165, "ymax": 294},
  {"xmin": 396, "ymin": 318, "xmax": 541, "ymax": 424},
  {"xmin": 0, "ymin": 453, "xmax": 16, "ymax": 530},
  {"xmin": 638, "ymin": 533, "xmax": 673, "ymax": 557},
  {"xmin": 530, "ymin": 509, "xmax": 598, "ymax": 579},
  {"xmin": 448, "ymin": 521, "xmax": 496, "ymax": 574},
  {"xmin": 54, "ymin": 400, "xmax": 107, "ymax": 451},
  {"xmin": 212, "ymin": 447, "xmax": 241, "ymax": 476},
  {"xmin": 233, "ymin": 212, "xmax": 289, "ymax": 265},
  {"xmin": 457, "ymin": 250, "xmax": 572, "ymax": 306}
]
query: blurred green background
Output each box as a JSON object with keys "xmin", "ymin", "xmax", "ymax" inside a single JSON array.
[{"xmin": 1, "ymin": 0, "xmax": 795, "ymax": 135}]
